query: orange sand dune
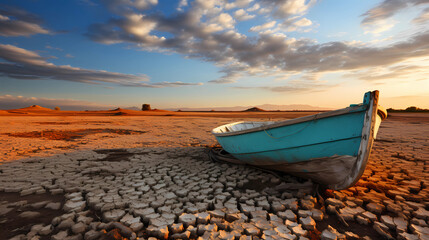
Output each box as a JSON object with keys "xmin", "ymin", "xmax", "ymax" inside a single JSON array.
[
  {"xmin": 0, "ymin": 110, "xmax": 11, "ymax": 115},
  {"xmin": 6, "ymin": 105, "xmax": 54, "ymax": 115},
  {"xmin": 16, "ymin": 105, "xmax": 54, "ymax": 111}
]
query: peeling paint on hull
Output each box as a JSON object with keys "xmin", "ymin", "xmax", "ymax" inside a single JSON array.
[{"xmin": 251, "ymin": 155, "xmax": 356, "ymax": 186}]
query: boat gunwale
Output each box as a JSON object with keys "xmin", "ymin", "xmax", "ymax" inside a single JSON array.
[{"xmin": 212, "ymin": 104, "xmax": 368, "ymax": 137}]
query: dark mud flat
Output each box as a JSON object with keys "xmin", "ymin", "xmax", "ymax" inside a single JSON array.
[
  {"xmin": 0, "ymin": 192, "xmax": 65, "ymax": 239},
  {"xmin": 94, "ymin": 148, "xmax": 136, "ymax": 162},
  {"xmin": 35, "ymin": 121, "xmax": 113, "ymax": 125},
  {"xmin": 3, "ymin": 128, "xmax": 145, "ymax": 141},
  {"xmin": 316, "ymin": 215, "xmax": 380, "ymax": 239},
  {"xmin": 387, "ymin": 113, "xmax": 429, "ymax": 123},
  {"xmin": 36, "ymin": 122, "xmax": 73, "ymax": 125}
]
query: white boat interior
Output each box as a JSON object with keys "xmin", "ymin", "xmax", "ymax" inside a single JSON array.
[{"xmin": 212, "ymin": 121, "xmax": 275, "ymax": 134}]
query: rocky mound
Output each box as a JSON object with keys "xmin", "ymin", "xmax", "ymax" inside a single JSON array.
[
  {"xmin": 243, "ymin": 107, "xmax": 266, "ymax": 112},
  {"xmin": 15, "ymin": 105, "xmax": 54, "ymax": 112},
  {"xmin": 111, "ymin": 108, "xmax": 138, "ymax": 115},
  {"xmin": 0, "ymin": 110, "xmax": 11, "ymax": 115},
  {"xmin": 112, "ymin": 108, "xmax": 171, "ymax": 114}
]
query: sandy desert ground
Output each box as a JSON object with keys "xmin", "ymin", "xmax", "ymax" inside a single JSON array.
[{"xmin": 0, "ymin": 111, "xmax": 428, "ymax": 240}]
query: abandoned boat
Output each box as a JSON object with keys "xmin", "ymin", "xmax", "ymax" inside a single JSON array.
[{"xmin": 212, "ymin": 91, "xmax": 387, "ymax": 190}]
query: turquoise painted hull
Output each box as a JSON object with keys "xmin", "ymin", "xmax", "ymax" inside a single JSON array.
[
  {"xmin": 212, "ymin": 91, "xmax": 387, "ymax": 190},
  {"xmin": 216, "ymin": 110, "xmax": 365, "ymax": 163}
]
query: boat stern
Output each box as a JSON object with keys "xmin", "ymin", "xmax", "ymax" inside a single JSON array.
[{"xmin": 329, "ymin": 90, "xmax": 386, "ymax": 190}]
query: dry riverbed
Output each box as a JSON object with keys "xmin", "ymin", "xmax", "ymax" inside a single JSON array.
[{"xmin": 0, "ymin": 113, "xmax": 428, "ymax": 240}]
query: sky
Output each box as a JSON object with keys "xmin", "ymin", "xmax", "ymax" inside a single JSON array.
[{"xmin": 0, "ymin": 0, "xmax": 428, "ymax": 110}]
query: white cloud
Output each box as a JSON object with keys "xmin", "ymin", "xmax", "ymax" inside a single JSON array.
[
  {"xmin": 86, "ymin": 13, "xmax": 165, "ymax": 47},
  {"xmin": 0, "ymin": 14, "xmax": 9, "ymax": 21},
  {"xmin": 344, "ymin": 57, "xmax": 429, "ymax": 83},
  {"xmin": 194, "ymin": 0, "xmax": 217, "ymax": 10},
  {"xmin": 132, "ymin": 0, "xmax": 158, "ymax": 9},
  {"xmin": 213, "ymin": 13, "xmax": 235, "ymax": 29},
  {"xmin": 258, "ymin": 0, "xmax": 317, "ymax": 18},
  {"xmin": 234, "ymin": 9, "xmax": 255, "ymax": 21},
  {"xmin": 203, "ymin": 23, "xmax": 224, "ymax": 33},
  {"xmin": 413, "ymin": 7, "xmax": 429, "ymax": 23},
  {"xmin": 250, "ymin": 20, "xmax": 276, "ymax": 32},
  {"xmin": 101, "ymin": 0, "xmax": 158, "ymax": 14},
  {"xmin": 278, "ymin": 17, "xmax": 313, "ymax": 32},
  {"xmin": 0, "ymin": 44, "xmax": 49, "ymax": 66},
  {"xmin": 0, "ymin": 8, "xmax": 50, "ymax": 37},
  {"xmin": 0, "ymin": 44, "xmax": 202, "ymax": 88},
  {"xmin": 363, "ymin": 19, "xmax": 396, "ymax": 35},
  {"xmin": 275, "ymin": 0, "xmax": 315, "ymax": 17},
  {"xmin": 232, "ymin": 81, "xmax": 333, "ymax": 93},
  {"xmin": 361, "ymin": 0, "xmax": 407, "ymax": 26},
  {"xmin": 257, "ymin": 7, "xmax": 270, "ymax": 15},
  {"xmin": 247, "ymin": 3, "xmax": 260, "ymax": 12},
  {"xmin": 177, "ymin": 0, "xmax": 188, "ymax": 11},
  {"xmin": 294, "ymin": 17, "xmax": 312, "ymax": 27},
  {"xmin": 361, "ymin": 0, "xmax": 429, "ymax": 34},
  {"xmin": 225, "ymin": 0, "xmax": 253, "ymax": 10},
  {"xmin": 125, "ymin": 13, "xmax": 157, "ymax": 37}
]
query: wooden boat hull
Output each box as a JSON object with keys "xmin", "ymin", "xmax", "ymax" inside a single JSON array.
[{"xmin": 212, "ymin": 91, "xmax": 387, "ymax": 190}]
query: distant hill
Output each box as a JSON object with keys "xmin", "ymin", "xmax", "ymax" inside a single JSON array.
[
  {"xmin": 124, "ymin": 106, "xmax": 141, "ymax": 111},
  {"xmin": 243, "ymin": 107, "xmax": 266, "ymax": 112},
  {"xmin": 387, "ymin": 106, "xmax": 429, "ymax": 113},
  {"xmin": 0, "ymin": 110, "xmax": 10, "ymax": 115},
  {"xmin": 1, "ymin": 105, "xmax": 174, "ymax": 116},
  {"xmin": 257, "ymin": 104, "xmax": 329, "ymax": 111},
  {"xmin": 123, "ymin": 106, "xmax": 169, "ymax": 112},
  {"xmin": 0, "ymin": 105, "xmax": 324, "ymax": 118},
  {"xmin": 167, "ymin": 104, "xmax": 330, "ymax": 111},
  {"xmin": 12, "ymin": 105, "xmax": 54, "ymax": 112}
]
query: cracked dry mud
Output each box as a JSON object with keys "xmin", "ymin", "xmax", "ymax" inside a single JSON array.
[{"xmin": 0, "ymin": 114, "xmax": 428, "ymax": 240}]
